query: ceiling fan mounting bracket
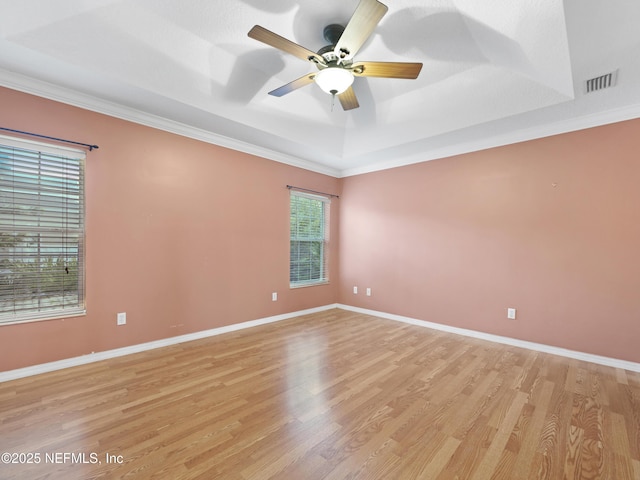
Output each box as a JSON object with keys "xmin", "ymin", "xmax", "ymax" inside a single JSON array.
[{"xmin": 323, "ymin": 24, "xmax": 345, "ymax": 45}]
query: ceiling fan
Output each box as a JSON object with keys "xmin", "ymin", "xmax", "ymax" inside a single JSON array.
[{"xmin": 247, "ymin": 0, "xmax": 422, "ymax": 111}]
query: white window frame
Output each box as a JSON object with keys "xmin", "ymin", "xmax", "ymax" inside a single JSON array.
[
  {"xmin": 289, "ymin": 190, "xmax": 330, "ymax": 288},
  {"xmin": 0, "ymin": 134, "xmax": 86, "ymax": 325}
]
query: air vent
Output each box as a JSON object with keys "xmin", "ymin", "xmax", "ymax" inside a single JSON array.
[{"xmin": 585, "ymin": 70, "xmax": 618, "ymax": 93}]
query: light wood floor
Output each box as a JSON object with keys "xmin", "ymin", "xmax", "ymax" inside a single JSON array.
[{"xmin": 1, "ymin": 309, "xmax": 639, "ymax": 480}]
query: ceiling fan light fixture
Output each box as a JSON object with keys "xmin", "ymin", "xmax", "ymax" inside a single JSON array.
[{"xmin": 314, "ymin": 67, "xmax": 354, "ymax": 95}]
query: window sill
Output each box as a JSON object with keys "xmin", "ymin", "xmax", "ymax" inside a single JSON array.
[
  {"xmin": 0, "ymin": 309, "xmax": 87, "ymax": 327},
  {"xmin": 290, "ymin": 281, "xmax": 330, "ymax": 289}
]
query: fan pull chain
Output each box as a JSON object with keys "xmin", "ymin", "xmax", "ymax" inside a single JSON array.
[{"xmin": 330, "ymin": 89, "xmax": 337, "ymax": 112}]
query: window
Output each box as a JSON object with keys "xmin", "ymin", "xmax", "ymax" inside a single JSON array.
[
  {"xmin": 290, "ymin": 190, "xmax": 330, "ymax": 287},
  {"xmin": 0, "ymin": 135, "xmax": 85, "ymax": 324}
]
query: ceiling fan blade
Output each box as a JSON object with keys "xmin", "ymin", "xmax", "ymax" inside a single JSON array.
[
  {"xmin": 334, "ymin": 0, "xmax": 388, "ymax": 60},
  {"xmin": 268, "ymin": 73, "xmax": 317, "ymax": 97},
  {"xmin": 351, "ymin": 61, "xmax": 423, "ymax": 79},
  {"xmin": 248, "ymin": 25, "xmax": 325, "ymax": 65},
  {"xmin": 338, "ymin": 86, "xmax": 359, "ymax": 110}
]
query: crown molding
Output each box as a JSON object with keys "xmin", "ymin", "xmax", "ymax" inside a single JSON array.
[
  {"xmin": 339, "ymin": 102, "xmax": 640, "ymax": 177},
  {"xmin": 0, "ymin": 69, "xmax": 341, "ymax": 178},
  {"xmin": 3, "ymin": 69, "xmax": 639, "ymax": 180}
]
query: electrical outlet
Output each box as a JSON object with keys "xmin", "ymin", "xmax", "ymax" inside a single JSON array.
[
  {"xmin": 366, "ymin": 288, "xmax": 371, "ymax": 296},
  {"xmin": 117, "ymin": 312, "xmax": 126, "ymax": 326},
  {"xmin": 353, "ymin": 286, "xmax": 358, "ymax": 294},
  {"xmin": 507, "ymin": 308, "xmax": 516, "ymax": 320},
  {"xmin": 272, "ymin": 292, "xmax": 278, "ymax": 301}
]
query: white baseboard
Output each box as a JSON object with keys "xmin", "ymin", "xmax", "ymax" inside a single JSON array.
[
  {"xmin": 0, "ymin": 304, "xmax": 338, "ymax": 382},
  {"xmin": 337, "ymin": 304, "xmax": 640, "ymax": 373},
  {"xmin": 3, "ymin": 302, "xmax": 638, "ymax": 382}
]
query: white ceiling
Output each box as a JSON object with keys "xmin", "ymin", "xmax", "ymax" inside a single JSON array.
[{"xmin": 1, "ymin": 0, "xmax": 639, "ymax": 177}]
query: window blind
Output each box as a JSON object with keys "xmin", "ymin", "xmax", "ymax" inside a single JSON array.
[
  {"xmin": 0, "ymin": 135, "xmax": 86, "ymax": 324},
  {"xmin": 290, "ymin": 190, "xmax": 330, "ymax": 287}
]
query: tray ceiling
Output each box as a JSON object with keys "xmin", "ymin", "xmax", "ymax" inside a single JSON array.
[{"xmin": 1, "ymin": 0, "xmax": 639, "ymax": 177}]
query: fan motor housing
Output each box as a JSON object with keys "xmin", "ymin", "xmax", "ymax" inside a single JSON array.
[{"xmin": 317, "ymin": 24, "xmax": 352, "ymax": 68}]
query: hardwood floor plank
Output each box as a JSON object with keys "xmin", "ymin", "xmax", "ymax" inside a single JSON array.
[
  {"xmin": 401, "ymin": 434, "xmax": 461, "ymax": 479},
  {"xmin": 240, "ymin": 419, "xmax": 341, "ymax": 480},
  {"xmin": 0, "ymin": 309, "xmax": 638, "ymax": 480},
  {"xmin": 471, "ymin": 391, "xmax": 529, "ymax": 480},
  {"xmin": 511, "ymin": 380, "xmax": 556, "ymax": 479},
  {"xmin": 445, "ymin": 369, "xmax": 500, "ymax": 439},
  {"xmin": 436, "ymin": 420, "xmax": 495, "ymax": 479}
]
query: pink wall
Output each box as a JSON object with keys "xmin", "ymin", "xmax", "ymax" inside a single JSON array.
[
  {"xmin": 338, "ymin": 119, "xmax": 640, "ymax": 363},
  {"xmin": 0, "ymin": 87, "xmax": 340, "ymax": 371},
  {"xmin": 2, "ymin": 85, "xmax": 639, "ymax": 371}
]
